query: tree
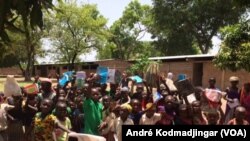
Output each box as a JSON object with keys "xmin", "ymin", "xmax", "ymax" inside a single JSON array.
[
  {"xmin": 152, "ymin": 0, "xmax": 247, "ymax": 54},
  {"xmin": 45, "ymin": 2, "xmax": 109, "ymax": 70},
  {"xmin": 0, "ymin": 0, "xmax": 54, "ymax": 43},
  {"xmin": 213, "ymin": 21, "xmax": 250, "ymax": 72},
  {"xmin": 127, "ymin": 54, "xmax": 151, "ymax": 76},
  {"xmin": 0, "ymin": 17, "xmax": 44, "ymax": 81},
  {"xmin": 98, "ymin": 0, "xmax": 159, "ymax": 60},
  {"xmin": 151, "ymin": 31, "xmax": 199, "ymax": 55}
]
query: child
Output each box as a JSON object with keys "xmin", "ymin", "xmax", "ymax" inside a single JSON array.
[
  {"xmin": 240, "ymin": 82, "xmax": 250, "ymax": 123},
  {"xmin": 164, "ymin": 95, "xmax": 177, "ymax": 123},
  {"xmin": 129, "ymin": 99, "xmax": 144, "ymax": 125},
  {"xmin": 174, "ymin": 104, "xmax": 192, "ymax": 125},
  {"xmin": 100, "ymin": 84, "xmax": 109, "ymax": 97},
  {"xmin": 109, "ymin": 83, "xmax": 118, "ymax": 99},
  {"xmin": 28, "ymin": 98, "xmax": 71, "ymax": 141},
  {"xmin": 0, "ymin": 94, "xmax": 14, "ymax": 141},
  {"xmin": 54, "ymin": 102, "xmax": 72, "ymax": 141},
  {"xmin": 131, "ymin": 83, "xmax": 144, "ymax": 101},
  {"xmin": 23, "ymin": 93, "xmax": 38, "ymax": 140},
  {"xmin": 191, "ymin": 101, "xmax": 206, "ymax": 125},
  {"xmin": 34, "ymin": 75, "xmax": 41, "ymax": 91},
  {"xmin": 227, "ymin": 106, "xmax": 249, "ymax": 125},
  {"xmin": 100, "ymin": 96, "xmax": 116, "ymax": 141},
  {"xmin": 83, "ymin": 88, "xmax": 103, "ymax": 135},
  {"xmin": 113, "ymin": 103, "xmax": 134, "ymax": 141},
  {"xmin": 224, "ymin": 76, "xmax": 240, "ymax": 124},
  {"xmin": 205, "ymin": 108, "xmax": 220, "ymax": 125},
  {"xmin": 208, "ymin": 78, "xmax": 218, "ymax": 89},
  {"xmin": 139, "ymin": 103, "xmax": 161, "ymax": 125},
  {"xmin": 120, "ymin": 71, "xmax": 129, "ymax": 88},
  {"xmin": 37, "ymin": 78, "xmax": 56, "ymax": 109},
  {"xmin": 155, "ymin": 106, "xmax": 174, "ymax": 125},
  {"xmin": 52, "ymin": 96, "xmax": 72, "ymax": 118},
  {"xmin": 71, "ymin": 96, "xmax": 84, "ymax": 133},
  {"xmin": 7, "ymin": 95, "xmax": 24, "ymax": 141},
  {"xmin": 117, "ymin": 87, "xmax": 131, "ymax": 105}
]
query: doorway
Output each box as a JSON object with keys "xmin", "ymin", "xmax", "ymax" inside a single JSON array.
[{"xmin": 193, "ymin": 63, "xmax": 203, "ymax": 86}]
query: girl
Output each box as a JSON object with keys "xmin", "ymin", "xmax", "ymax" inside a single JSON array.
[
  {"xmin": 28, "ymin": 98, "xmax": 71, "ymax": 141},
  {"xmin": 54, "ymin": 102, "xmax": 72, "ymax": 141}
]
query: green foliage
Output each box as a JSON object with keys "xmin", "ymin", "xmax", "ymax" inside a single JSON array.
[
  {"xmin": 151, "ymin": 0, "xmax": 247, "ymax": 54},
  {"xmin": 0, "ymin": 0, "xmax": 54, "ymax": 43},
  {"xmin": 127, "ymin": 55, "xmax": 152, "ymax": 75},
  {"xmin": 45, "ymin": 2, "xmax": 109, "ymax": 64},
  {"xmin": 99, "ymin": 0, "xmax": 156, "ymax": 60},
  {"xmin": 0, "ymin": 15, "xmax": 44, "ymax": 80},
  {"xmin": 213, "ymin": 21, "xmax": 250, "ymax": 71}
]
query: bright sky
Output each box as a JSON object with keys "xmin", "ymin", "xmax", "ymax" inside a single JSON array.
[
  {"xmin": 79, "ymin": 0, "xmax": 153, "ymax": 61},
  {"xmin": 38, "ymin": 0, "xmax": 221, "ymax": 63},
  {"xmin": 85, "ymin": 0, "xmax": 152, "ymax": 26}
]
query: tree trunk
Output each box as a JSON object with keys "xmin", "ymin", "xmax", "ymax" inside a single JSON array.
[
  {"xmin": 24, "ymin": 70, "xmax": 31, "ymax": 81},
  {"xmin": 69, "ymin": 53, "xmax": 77, "ymax": 71},
  {"xmin": 17, "ymin": 61, "xmax": 25, "ymax": 76},
  {"xmin": 24, "ymin": 47, "xmax": 32, "ymax": 81}
]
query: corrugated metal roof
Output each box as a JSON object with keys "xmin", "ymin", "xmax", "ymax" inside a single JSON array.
[
  {"xmin": 34, "ymin": 59, "xmax": 121, "ymax": 66},
  {"xmin": 35, "ymin": 54, "xmax": 215, "ymax": 65},
  {"xmin": 148, "ymin": 54, "xmax": 215, "ymax": 61}
]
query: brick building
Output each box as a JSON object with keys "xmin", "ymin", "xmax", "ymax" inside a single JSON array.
[
  {"xmin": 34, "ymin": 59, "xmax": 131, "ymax": 78},
  {"xmin": 14, "ymin": 54, "xmax": 250, "ymax": 89},
  {"xmin": 148, "ymin": 54, "xmax": 250, "ymax": 90}
]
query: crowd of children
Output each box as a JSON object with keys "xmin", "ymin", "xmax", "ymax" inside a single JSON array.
[{"xmin": 0, "ymin": 71, "xmax": 249, "ymax": 141}]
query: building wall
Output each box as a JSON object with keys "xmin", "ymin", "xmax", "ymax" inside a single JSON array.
[
  {"xmin": 203, "ymin": 62, "xmax": 224, "ymax": 89},
  {"xmin": 0, "ymin": 67, "xmax": 22, "ymax": 76},
  {"xmin": 203, "ymin": 62, "xmax": 250, "ymax": 90},
  {"xmin": 27, "ymin": 60, "xmax": 250, "ymax": 89},
  {"xmin": 97, "ymin": 60, "xmax": 132, "ymax": 73},
  {"xmin": 159, "ymin": 62, "xmax": 193, "ymax": 81}
]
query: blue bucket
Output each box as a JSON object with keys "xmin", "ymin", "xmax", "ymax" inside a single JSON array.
[{"xmin": 178, "ymin": 74, "xmax": 186, "ymax": 81}]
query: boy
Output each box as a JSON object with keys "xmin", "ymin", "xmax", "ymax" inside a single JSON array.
[
  {"xmin": 205, "ymin": 108, "xmax": 220, "ymax": 125},
  {"xmin": 113, "ymin": 103, "xmax": 134, "ymax": 141},
  {"xmin": 139, "ymin": 103, "xmax": 161, "ymax": 125},
  {"xmin": 83, "ymin": 88, "xmax": 103, "ymax": 135},
  {"xmin": 227, "ymin": 106, "xmax": 249, "ymax": 125}
]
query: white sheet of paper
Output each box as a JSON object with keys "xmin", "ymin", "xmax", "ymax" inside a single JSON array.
[
  {"xmin": 187, "ymin": 93, "xmax": 196, "ymax": 104},
  {"xmin": 68, "ymin": 133, "xmax": 106, "ymax": 141},
  {"xmin": 76, "ymin": 71, "xmax": 86, "ymax": 79},
  {"xmin": 227, "ymin": 98, "xmax": 240, "ymax": 109},
  {"xmin": 166, "ymin": 78, "xmax": 177, "ymax": 91},
  {"xmin": 107, "ymin": 69, "xmax": 116, "ymax": 83}
]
